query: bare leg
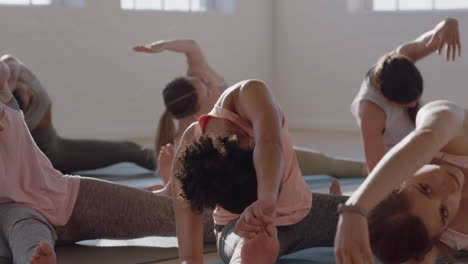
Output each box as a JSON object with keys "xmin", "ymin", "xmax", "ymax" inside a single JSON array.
[{"xmin": 145, "ymin": 144, "xmax": 175, "ymax": 194}]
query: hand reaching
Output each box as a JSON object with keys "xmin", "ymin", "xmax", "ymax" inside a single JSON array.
[
  {"xmin": 334, "ymin": 213, "xmax": 375, "ymax": 264},
  {"xmin": 426, "ymin": 18, "xmax": 461, "ymax": 61},
  {"xmin": 234, "ymin": 199, "xmax": 276, "ymax": 239},
  {"xmin": 133, "ymin": 40, "xmax": 166, "ymax": 53}
]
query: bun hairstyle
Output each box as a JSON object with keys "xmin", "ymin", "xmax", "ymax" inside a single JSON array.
[
  {"xmin": 373, "ymin": 54, "xmax": 423, "ymax": 123},
  {"xmin": 155, "ymin": 77, "xmax": 200, "ymax": 152}
]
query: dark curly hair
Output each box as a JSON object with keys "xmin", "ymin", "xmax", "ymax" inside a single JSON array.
[
  {"xmin": 369, "ymin": 188, "xmax": 439, "ymax": 263},
  {"xmin": 175, "ymin": 135, "xmax": 257, "ymax": 214}
]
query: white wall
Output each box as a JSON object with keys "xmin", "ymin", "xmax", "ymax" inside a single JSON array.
[
  {"xmin": 0, "ymin": 0, "xmax": 273, "ymax": 139},
  {"xmin": 274, "ymin": 0, "xmax": 468, "ymax": 131}
]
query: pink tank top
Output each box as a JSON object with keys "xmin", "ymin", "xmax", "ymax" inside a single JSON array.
[
  {"xmin": 0, "ymin": 103, "xmax": 80, "ymax": 226},
  {"xmin": 435, "ymin": 152, "xmax": 468, "ymax": 250},
  {"xmin": 195, "ymin": 106, "xmax": 312, "ymax": 226}
]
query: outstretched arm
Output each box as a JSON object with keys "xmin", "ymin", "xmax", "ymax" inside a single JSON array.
[
  {"xmin": 335, "ymin": 100, "xmax": 465, "ymax": 263},
  {"xmin": 397, "ymin": 18, "xmax": 461, "ymax": 62},
  {"xmin": 133, "ymin": 39, "xmax": 225, "ymax": 87}
]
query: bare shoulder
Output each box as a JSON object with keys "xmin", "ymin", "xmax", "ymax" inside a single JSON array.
[{"xmin": 417, "ymin": 100, "xmax": 464, "ymax": 124}]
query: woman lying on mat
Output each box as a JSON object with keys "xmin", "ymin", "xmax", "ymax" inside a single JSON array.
[
  {"xmin": 1, "ymin": 54, "xmax": 155, "ymax": 174},
  {"xmin": 171, "ymin": 79, "xmax": 348, "ymax": 264},
  {"xmin": 0, "ymin": 60, "xmax": 214, "ymax": 264},
  {"xmin": 134, "ymin": 39, "xmax": 366, "ymax": 190},
  {"xmin": 335, "ymin": 100, "xmax": 468, "ymax": 263},
  {"xmin": 352, "ymin": 18, "xmax": 461, "ymax": 172}
]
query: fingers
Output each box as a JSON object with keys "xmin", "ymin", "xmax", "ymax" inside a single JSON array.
[
  {"xmin": 265, "ymin": 224, "xmax": 277, "ymax": 237},
  {"xmin": 235, "ymin": 216, "xmax": 261, "ymax": 239},
  {"xmin": 251, "ymin": 204, "xmax": 274, "ymax": 225},
  {"xmin": 446, "ymin": 43, "xmax": 452, "ymax": 61},
  {"xmin": 133, "ymin": 45, "xmax": 153, "ymax": 53},
  {"xmin": 335, "ymin": 249, "xmax": 343, "ymax": 264}
]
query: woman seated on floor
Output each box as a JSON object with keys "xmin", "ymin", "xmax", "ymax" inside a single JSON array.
[
  {"xmin": 170, "ymin": 78, "xmax": 348, "ymax": 264},
  {"xmin": 352, "ymin": 18, "xmax": 461, "ymax": 172},
  {"xmin": 133, "ymin": 39, "xmax": 366, "ymax": 192},
  {"xmin": 0, "ymin": 60, "xmax": 214, "ymax": 264},
  {"xmin": 335, "ymin": 100, "xmax": 468, "ymax": 263},
  {"xmin": 1, "ymin": 54, "xmax": 155, "ymax": 174}
]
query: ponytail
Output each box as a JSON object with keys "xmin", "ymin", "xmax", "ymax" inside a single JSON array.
[{"xmin": 155, "ymin": 110, "xmax": 176, "ymax": 159}]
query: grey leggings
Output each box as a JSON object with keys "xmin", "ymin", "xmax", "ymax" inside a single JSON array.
[
  {"xmin": 32, "ymin": 125, "xmax": 155, "ymax": 174},
  {"xmin": 294, "ymin": 147, "xmax": 365, "ymax": 178},
  {"xmin": 216, "ymin": 193, "xmax": 348, "ymax": 263},
  {"xmin": 0, "ymin": 177, "xmax": 214, "ymax": 264}
]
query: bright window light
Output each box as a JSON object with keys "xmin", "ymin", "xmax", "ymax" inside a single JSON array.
[
  {"xmin": 121, "ymin": 0, "xmax": 235, "ymax": 13},
  {"xmin": 0, "ymin": 0, "xmax": 84, "ymax": 7},
  {"xmin": 373, "ymin": 0, "xmax": 468, "ymax": 10}
]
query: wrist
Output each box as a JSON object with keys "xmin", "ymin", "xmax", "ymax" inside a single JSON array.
[
  {"xmin": 337, "ymin": 203, "xmax": 369, "ymax": 218},
  {"xmin": 445, "ymin": 18, "xmax": 458, "ymax": 24},
  {"xmin": 258, "ymin": 191, "xmax": 277, "ymax": 202}
]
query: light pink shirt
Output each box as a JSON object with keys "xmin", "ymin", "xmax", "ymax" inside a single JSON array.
[
  {"xmin": 195, "ymin": 106, "xmax": 312, "ymax": 226},
  {"xmin": 0, "ymin": 102, "xmax": 80, "ymax": 226}
]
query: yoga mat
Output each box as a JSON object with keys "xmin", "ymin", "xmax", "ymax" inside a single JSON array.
[
  {"xmin": 66, "ymin": 163, "xmax": 366, "ymax": 264},
  {"xmin": 74, "ymin": 162, "xmax": 163, "ymax": 189},
  {"xmin": 57, "ymin": 243, "xmax": 217, "ymax": 264}
]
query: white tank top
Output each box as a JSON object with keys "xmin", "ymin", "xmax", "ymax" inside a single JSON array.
[{"xmin": 351, "ymin": 73, "xmax": 416, "ymax": 152}]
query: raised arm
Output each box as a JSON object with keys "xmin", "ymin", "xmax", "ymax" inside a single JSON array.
[
  {"xmin": 397, "ymin": 18, "xmax": 461, "ymax": 62},
  {"xmin": 237, "ymin": 80, "xmax": 284, "ymax": 202},
  {"xmin": 133, "ymin": 39, "xmax": 225, "ymax": 87},
  {"xmin": 335, "ymin": 100, "xmax": 465, "ymax": 263},
  {"xmin": 171, "ymin": 124, "xmax": 205, "ymax": 264}
]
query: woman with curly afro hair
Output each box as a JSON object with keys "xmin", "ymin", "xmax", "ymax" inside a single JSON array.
[{"xmin": 170, "ymin": 79, "xmax": 349, "ymax": 264}]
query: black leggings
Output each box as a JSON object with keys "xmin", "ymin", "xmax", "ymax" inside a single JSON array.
[{"xmin": 32, "ymin": 125, "xmax": 155, "ymax": 174}]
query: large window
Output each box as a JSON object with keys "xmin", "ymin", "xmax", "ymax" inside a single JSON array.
[
  {"xmin": 0, "ymin": 0, "xmax": 84, "ymax": 7},
  {"xmin": 121, "ymin": 0, "xmax": 235, "ymax": 13},
  {"xmin": 373, "ymin": 0, "xmax": 468, "ymax": 11}
]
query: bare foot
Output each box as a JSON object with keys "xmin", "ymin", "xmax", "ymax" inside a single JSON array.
[
  {"xmin": 329, "ymin": 178, "xmax": 342, "ymax": 195},
  {"xmin": 157, "ymin": 144, "xmax": 175, "ymax": 184},
  {"xmin": 241, "ymin": 228, "xmax": 279, "ymax": 264},
  {"xmin": 30, "ymin": 242, "xmax": 56, "ymax": 264}
]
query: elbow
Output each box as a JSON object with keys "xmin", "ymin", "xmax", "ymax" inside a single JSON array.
[
  {"xmin": 0, "ymin": 54, "xmax": 17, "ymax": 63},
  {"xmin": 241, "ymin": 79, "xmax": 268, "ymax": 92}
]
